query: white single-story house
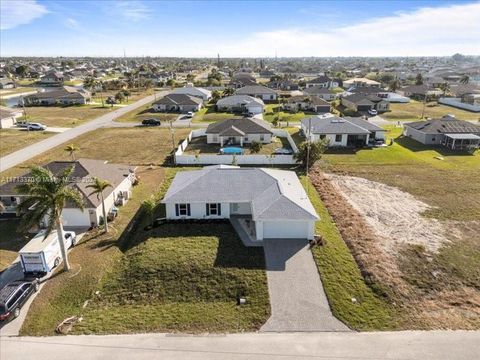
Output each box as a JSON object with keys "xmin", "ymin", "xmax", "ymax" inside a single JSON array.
[
  {"xmin": 0, "ymin": 78, "xmax": 16, "ymax": 89},
  {"xmin": 39, "ymin": 71, "xmax": 64, "ymax": 85},
  {"xmin": 301, "ymin": 115, "xmax": 386, "ymax": 147},
  {"xmin": 171, "ymin": 84, "xmax": 212, "ymax": 101},
  {"xmin": 216, "ymin": 95, "xmax": 264, "ymax": 114},
  {"xmin": 403, "ymin": 116, "xmax": 480, "ymax": 151},
  {"xmin": 303, "ymin": 86, "xmax": 336, "ymax": 101},
  {"xmin": 205, "ymin": 118, "xmax": 273, "ymax": 146},
  {"xmin": 152, "ymin": 93, "xmax": 203, "ymax": 113},
  {"xmin": 0, "ymin": 106, "xmax": 22, "ymax": 129},
  {"xmin": 235, "ymin": 85, "xmax": 278, "ymax": 101},
  {"xmin": 0, "ymin": 159, "xmax": 136, "ymax": 227},
  {"xmin": 161, "ymin": 166, "xmax": 319, "ymax": 241},
  {"xmin": 341, "ymin": 93, "xmax": 390, "ymax": 113},
  {"xmin": 305, "ymin": 75, "xmax": 339, "ymax": 89}
]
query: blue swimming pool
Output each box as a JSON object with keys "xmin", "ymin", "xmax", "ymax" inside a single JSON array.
[{"xmin": 220, "ymin": 147, "xmax": 244, "ymax": 155}]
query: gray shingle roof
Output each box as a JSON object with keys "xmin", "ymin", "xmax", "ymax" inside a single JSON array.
[
  {"xmin": 206, "ymin": 118, "xmax": 272, "ymax": 135},
  {"xmin": 235, "ymin": 85, "xmax": 277, "ymax": 95},
  {"xmin": 162, "ymin": 166, "xmax": 318, "ymax": 221},
  {"xmin": 405, "ymin": 117, "xmax": 480, "ymax": 134},
  {"xmin": 301, "ymin": 116, "xmax": 375, "ymax": 135},
  {"xmin": 306, "ymin": 75, "xmax": 332, "ymax": 84},
  {"xmin": 154, "ymin": 93, "xmax": 203, "ymax": 106},
  {"xmin": 303, "ymin": 86, "xmax": 335, "ymax": 95}
]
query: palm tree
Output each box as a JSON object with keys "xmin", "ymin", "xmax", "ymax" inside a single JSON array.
[
  {"xmin": 86, "ymin": 178, "xmax": 112, "ymax": 233},
  {"xmin": 64, "ymin": 144, "xmax": 79, "ymax": 161},
  {"xmin": 439, "ymin": 82, "xmax": 450, "ymax": 97},
  {"xmin": 460, "ymin": 75, "xmax": 470, "ymax": 85},
  {"xmin": 389, "ymin": 79, "xmax": 401, "ymax": 92},
  {"xmin": 16, "ymin": 165, "xmax": 84, "ymax": 272}
]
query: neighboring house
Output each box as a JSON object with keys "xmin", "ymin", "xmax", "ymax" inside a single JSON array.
[
  {"xmin": 303, "ymin": 86, "xmax": 336, "ymax": 101},
  {"xmin": 301, "ymin": 115, "xmax": 386, "ymax": 147},
  {"xmin": 449, "ymin": 84, "xmax": 480, "ymax": 98},
  {"xmin": 22, "ymin": 86, "xmax": 91, "ymax": 106},
  {"xmin": 396, "ymin": 85, "xmax": 443, "ymax": 99},
  {"xmin": 152, "ymin": 94, "xmax": 203, "ymax": 113},
  {"xmin": 205, "ymin": 118, "xmax": 273, "ymax": 146},
  {"xmin": 0, "ymin": 106, "xmax": 22, "ymax": 128},
  {"xmin": 305, "ymin": 75, "xmax": 339, "ymax": 89},
  {"xmin": 235, "ymin": 85, "xmax": 278, "ymax": 101},
  {"xmin": 266, "ymin": 80, "xmax": 299, "ymax": 91},
  {"xmin": 0, "ymin": 78, "xmax": 15, "ymax": 89},
  {"xmin": 343, "ymin": 77, "xmax": 381, "ymax": 89},
  {"xmin": 284, "ymin": 95, "xmax": 331, "ymax": 113},
  {"xmin": 403, "ymin": 116, "xmax": 480, "ymax": 151},
  {"xmin": 0, "ymin": 159, "xmax": 136, "ymax": 227},
  {"xmin": 171, "ymin": 84, "xmax": 212, "ymax": 101},
  {"xmin": 461, "ymin": 93, "xmax": 480, "ymax": 106},
  {"xmin": 40, "ymin": 71, "xmax": 64, "ymax": 85},
  {"xmin": 341, "ymin": 93, "xmax": 390, "ymax": 113},
  {"xmin": 216, "ymin": 95, "xmax": 264, "ymax": 114},
  {"xmin": 161, "ymin": 165, "xmax": 319, "ymax": 241},
  {"xmin": 229, "ymin": 74, "xmax": 257, "ymax": 88}
]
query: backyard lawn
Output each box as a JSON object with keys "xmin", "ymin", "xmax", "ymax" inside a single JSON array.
[
  {"xmin": 184, "ymin": 135, "xmax": 291, "ymax": 155},
  {"xmin": 382, "ymin": 100, "xmax": 480, "ymax": 121},
  {"xmin": 263, "ymin": 104, "xmax": 314, "ymax": 123},
  {"xmin": 192, "ymin": 105, "xmax": 241, "ymax": 123},
  {"xmin": 0, "ymin": 129, "xmax": 55, "ymax": 156}
]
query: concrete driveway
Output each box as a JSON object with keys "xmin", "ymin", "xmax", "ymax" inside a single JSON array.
[{"xmin": 261, "ymin": 239, "xmax": 349, "ymax": 332}]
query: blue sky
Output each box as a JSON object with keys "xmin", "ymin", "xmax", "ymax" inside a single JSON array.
[{"xmin": 1, "ymin": 0, "xmax": 479, "ymax": 57}]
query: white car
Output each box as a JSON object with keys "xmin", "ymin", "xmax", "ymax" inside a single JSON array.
[
  {"xmin": 368, "ymin": 109, "xmax": 378, "ymax": 116},
  {"xmin": 185, "ymin": 111, "xmax": 194, "ymax": 118},
  {"xmin": 27, "ymin": 122, "xmax": 47, "ymax": 131}
]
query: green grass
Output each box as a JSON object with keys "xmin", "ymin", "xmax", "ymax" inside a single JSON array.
[
  {"xmin": 114, "ymin": 101, "xmax": 178, "ymax": 123},
  {"xmin": 300, "ymin": 177, "xmax": 399, "ymax": 330},
  {"xmin": 74, "ymin": 222, "xmax": 269, "ymax": 334},
  {"xmin": 0, "ymin": 219, "xmax": 31, "ymax": 270},
  {"xmin": 63, "ymin": 80, "xmax": 84, "ymax": 86},
  {"xmin": 192, "ymin": 105, "xmax": 241, "ymax": 123},
  {"xmin": 263, "ymin": 104, "xmax": 313, "ymax": 123},
  {"xmin": 382, "ymin": 100, "xmax": 480, "ymax": 121},
  {"xmin": 20, "ymin": 104, "xmax": 111, "ymax": 127},
  {"xmin": 0, "ymin": 86, "xmax": 37, "ymax": 96}
]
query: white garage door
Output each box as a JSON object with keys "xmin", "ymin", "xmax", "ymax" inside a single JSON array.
[{"xmin": 263, "ymin": 221, "xmax": 309, "ymax": 239}]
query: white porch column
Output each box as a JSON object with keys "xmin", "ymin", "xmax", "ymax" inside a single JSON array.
[
  {"xmin": 220, "ymin": 137, "xmax": 224, "ymax": 146},
  {"xmin": 240, "ymin": 137, "xmax": 243, "ymax": 146}
]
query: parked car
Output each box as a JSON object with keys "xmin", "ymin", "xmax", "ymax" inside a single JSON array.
[
  {"xmin": 19, "ymin": 230, "xmax": 77, "ymax": 276},
  {"xmin": 27, "ymin": 122, "xmax": 47, "ymax": 131},
  {"xmin": 185, "ymin": 111, "xmax": 194, "ymax": 118},
  {"xmin": 273, "ymin": 147, "xmax": 293, "ymax": 155},
  {"xmin": 368, "ymin": 109, "xmax": 378, "ymax": 116},
  {"xmin": 142, "ymin": 118, "xmax": 161, "ymax": 126},
  {"xmin": 16, "ymin": 121, "xmax": 31, "ymax": 128},
  {"xmin": 0, "ymin": 279, "xmax": 39, "ymax": 322}
]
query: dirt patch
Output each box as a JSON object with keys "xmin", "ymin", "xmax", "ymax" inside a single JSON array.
[{"xmin": 326, "ymin": 174, "xmax": 450, "ymax": 254}]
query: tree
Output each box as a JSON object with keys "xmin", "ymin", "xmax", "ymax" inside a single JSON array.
[
  {"xmin": 115, "ymin": 91, "xmax": 125, "ymax": 103},
  {"xmin": 389, "ymin": 79, "xmax": 401, "ymax": 92},
  {"xmin": 83, "ymin": 76, "xmax": 96, "ymax": 91},
  {"xmin": 415, "ymin": 73, "xmax": 424, "ymax": 85},
  {"xmin": 142, "ymin": 196, "xmax": 157, "ymax": 229},
  {"xmin": 250, "ymin": 140, "xmax": 262, "ymax": 154},
  {"xmin": 122, "ymin": 89, "xmax": 131, "ymax": 102},
  {"xmin": 460, "ymin": 75, "xmax": 470, "ymax": 85},
  {"xmin": 16, "ymin": 165, "xmax": 84, "ymax": 272},
  {"xmin": 211, "ymin": 90, "xmax": 222, "ymax": 102},
  {"xmin": 15, "ymin": 65, "xmax": 28, "ymax": 78},
  {"xmin": 223, "ymin": 87, "xmax": 235, "ymax": 96},
  {"xmin": 86, "ymin": 178, "xmax": 112, "ymax": 233},
  {"xmin": 294, "ymin": 138, "xmax": 329, "ymax": 168},
  {"xmin": 64, "ymin": 144, "xmax": 79, "ymax": 161},
  {"xmin": 166, "ymin": 79, "xmax": 176, "ymax": 87},
  {"xmin": 439, "ymin": 82, "xmax": 450, "ymax": 96}
]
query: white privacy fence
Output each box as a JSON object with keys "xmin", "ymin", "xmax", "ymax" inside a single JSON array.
[
  {"xmin": 438, "ymin": 98, "xmax": 480, "ymax": 112},
  {"xmin": 175, "ymin": 128, "xmax": 300, "ymax": 165}
]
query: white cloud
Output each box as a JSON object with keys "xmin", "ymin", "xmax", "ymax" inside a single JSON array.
[
  {"xmin": 209, "ymin": 2, "xmax": 480, "ymax": 57},
  {"xmin": 115, "ymin": 1, "xmax": 151, "ymax": 21},
  {"xmin": 0, "ymin": 0, "xmax": 48, "ymax": 30},
  {"xmin": 64, "ymin": 18, "xmax": 80, "ymax": 30}
]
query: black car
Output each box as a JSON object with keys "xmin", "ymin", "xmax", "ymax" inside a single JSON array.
[
  {"xmin": 0, "ymin": 280, "xmax": 39, "ymax": 322},
  {"xmin": 142, "ymin": 118, "xmax": 161, "ymax": 126}
]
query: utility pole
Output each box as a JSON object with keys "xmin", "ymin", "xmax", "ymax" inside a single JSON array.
[
  {"xmin": 170, "ymin": 122, "xmax": 176, "ymax": 165},
  {"xmin": 421, "ymin": 93, "xmax": 427, "ymax": 119}
]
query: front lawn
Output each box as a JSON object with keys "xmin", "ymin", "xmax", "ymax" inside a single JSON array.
[
  {"xmin": 73, "ymin": 222, "xmax": 269, "ymax": 334},
  {"xmin": 382, "ymin": 100, "xmax": 480, "ymax": 121},
  {"xmin": 301, "ymin": 177, "xmax": 399, "ymax": 331},
  {"xmin": 114, "ymin": 101, "xmax": 178, "ymax": 123},
  {"xmin": 0, "ymin": 129, "xmax": 55, "ymax": 156},
  {"xmin": 20, "ymin": 105, "xmax": 111, "ymax": 128}
]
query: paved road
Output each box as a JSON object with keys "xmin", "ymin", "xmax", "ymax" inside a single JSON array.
[
  {"xmin": 261, "ymin": 239, "xmax": 349, "ymax": 332},
  {"xmin": 1, "ymin": 331, "xmax": 478, "ymax": 360},
  {"xmin": 0, "ymin": 91, "xmax": 169, "ymax": 173}
]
